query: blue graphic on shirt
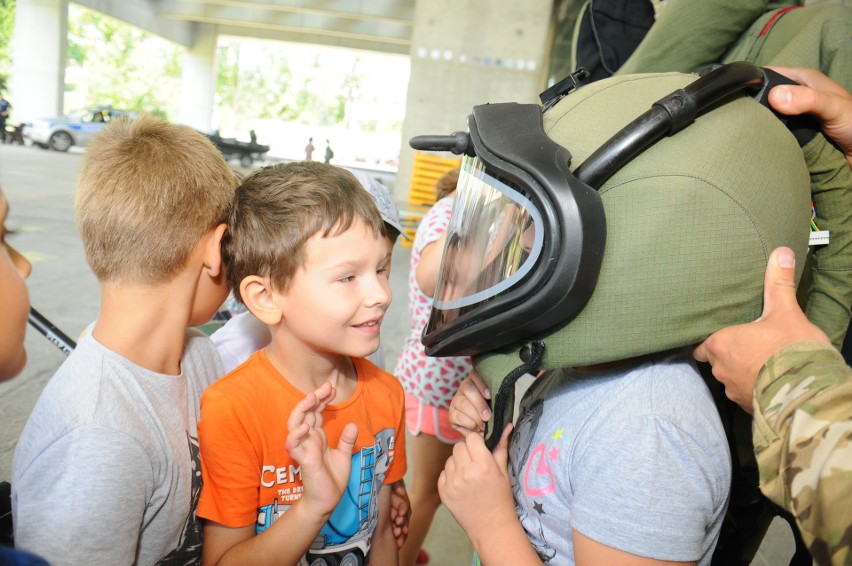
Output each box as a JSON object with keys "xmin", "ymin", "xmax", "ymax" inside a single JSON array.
[{"xmin": 255, "ymin": 428, "xmax": 396, "ymax": 566}]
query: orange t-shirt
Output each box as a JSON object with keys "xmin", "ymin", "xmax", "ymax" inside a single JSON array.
[{"xmin": 197, "ymin": 351, "xmax": 406, "ymax": 546}]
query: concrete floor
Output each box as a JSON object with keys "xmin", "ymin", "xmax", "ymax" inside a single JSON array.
[{"xmin": 0, "ymin": 143, "xmax": 798, "ymax": 564}]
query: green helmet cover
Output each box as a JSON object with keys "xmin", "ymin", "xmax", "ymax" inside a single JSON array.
[{"xmin": 473, "ymin": 71, "xmax": 811, "ymax": 407}]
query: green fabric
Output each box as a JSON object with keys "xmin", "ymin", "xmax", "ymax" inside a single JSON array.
[
  {"xmin": 721, "ymin": 3, "xmax": 852, "ymax": 91},
  {"xmin": 617, "ymin": 0, "xmax": 800, "ymax": 75},
  {"xmin": 719, "ymin": 3, "xmax": 852, "ymax": 348},
  {"xmin": 474, "ymin": 71, "xmax": 812, "ymax": 403},
  {"xmin": 617, "ymin": 1, "xmax": 852, "ymax": 347}
]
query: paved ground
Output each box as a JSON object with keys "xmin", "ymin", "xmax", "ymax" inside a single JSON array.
[{"xmin": 0, "ymin": 142, "xmax": 799, "ymax": 564}]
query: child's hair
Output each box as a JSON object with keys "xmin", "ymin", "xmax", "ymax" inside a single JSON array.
[
  {"xmin": 223, "ymin": 161, "xmax": 387, "ymax": 303},
  {"xmin": 75, "ymin": 113, "xmax": 236, "ymax": 284},
  {"xmin": 436, "ymin": 167, "xmax": 460, "ymax": 200},
  {"xmin": 384, "ymin": 224, "xmax": 401, "ymax": 244}
]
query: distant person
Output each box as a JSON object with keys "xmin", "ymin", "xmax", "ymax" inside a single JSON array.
[
  {"xmin": 249, "ymin": 129, "xmax": 258, "ymax": 144},
  {"xmin": 12, "ymin": 114, "xmax": 237, "ymax": 564},
  {"xmin": 324, "ymin": 139, "xmax": 334, "ymax": 163},
  {"xmin": 197, "ymin": 162, "xmax": 406, "ymax": 565},
  {"xmin": 0, "ymin": 92, "xmax": 11, "ymax": 144},
  {"xmin": 305, "ymin": 137, "xmax": 315, "ymax": 160},
  {"xmin": 92, "ymin": 111, "xmax": 105, "ymax": 123}
]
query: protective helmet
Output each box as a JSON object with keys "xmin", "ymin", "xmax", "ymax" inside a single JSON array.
[{"xmin": 412, "ymin": 63, "xmax": 812, "ymax": 446}]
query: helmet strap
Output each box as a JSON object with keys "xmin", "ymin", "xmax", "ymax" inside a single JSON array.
[{"xmin": 485, "ymin": 340, "xmax": 545, "ymax": 451}]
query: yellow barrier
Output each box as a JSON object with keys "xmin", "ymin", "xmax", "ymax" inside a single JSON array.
[{"xmin": 400, "ymin": 152, "xmax": 461, "ymax": 246}]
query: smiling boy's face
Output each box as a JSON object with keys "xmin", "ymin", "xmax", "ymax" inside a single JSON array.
[
  {"xmin": 0, "ymin": 190, "xmax": 32, "ymax": 381},
  {"xmin": 270, "ymin": 218, "xmax": 392, "ymax": 361}
]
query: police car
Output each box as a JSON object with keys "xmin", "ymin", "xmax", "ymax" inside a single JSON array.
[{"xmin": 24, "ymin": 106, "xmax": 136, "ymax": 152}]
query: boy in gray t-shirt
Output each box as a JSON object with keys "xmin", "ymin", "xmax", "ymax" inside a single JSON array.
[{"xmin": 12, "ymin": 114, "xmax": 237, "ymax": 565}]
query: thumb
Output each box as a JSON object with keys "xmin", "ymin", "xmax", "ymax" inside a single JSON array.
[
  {"xmin": 760, "ymin": 247, "xmax": 798, "ymax": 318},
  {"xmin": 492, "ymin": 423, "xmax": 514, "ymax": 470},
  {"xmin": 768, "ymin": 84, "xmax": 819, "ymax": 117},
  {"xmin": 336, "ymin": 422, "xmax": 359, "ymax": 458}
]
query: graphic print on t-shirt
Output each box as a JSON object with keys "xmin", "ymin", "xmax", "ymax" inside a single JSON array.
[
  {"xmin": 512, "ymin": 400, "xmax": 557, "ymax": 562},
  {"xmin": 156, "ymin": 431, "xmax": 204, "ymax": 565},
  {"xmin": 255, "ymin": 428, "xmax": 396, "ymax": 565}
]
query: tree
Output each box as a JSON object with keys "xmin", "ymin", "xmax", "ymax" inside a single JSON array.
[
  {"xmin": 65, "ymin": 4, "xmax": 182, "ymax": 119},
  {"xmin": 214, "ymin": 37, "xmax": 365, "ymax": 131},
  {"xmin": 0, "ymin": 0, "xmax": 14, "ymax": 92}
]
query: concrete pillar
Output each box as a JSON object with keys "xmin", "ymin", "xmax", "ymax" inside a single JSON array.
[
  {"xmin": 9, "ymin": 0, "xmax": 68, "ymax": 123},
  {"xmin": 396, "ymin": 0, "xmax": 554, "ymax": 202},
  {"xmin": 178, "ymin": 23, "xmax": 217, "ymax": 132}
]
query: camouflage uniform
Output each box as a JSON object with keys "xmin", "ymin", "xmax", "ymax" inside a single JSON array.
[{"xmin": 752, "ymin": 341, "xmax": 852, "ymax": 566}]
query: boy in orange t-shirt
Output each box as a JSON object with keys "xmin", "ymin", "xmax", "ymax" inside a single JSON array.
[{"xmin": 197, "ymin": 162, "xmax": 406, "ymax": 565}]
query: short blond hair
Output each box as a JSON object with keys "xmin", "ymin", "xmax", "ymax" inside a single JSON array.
[
  {"xmin": 75, "ymin": 114, "xmax": 236, "ymax": 283},
  {"xmin": 223, "ymin": 161, "xmax": 386, "ymax": 303}
]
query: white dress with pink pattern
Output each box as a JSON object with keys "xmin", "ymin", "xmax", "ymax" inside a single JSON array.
[{"xmin": 394, "ymin": 197, "xmax": 472, "ymax": 411}]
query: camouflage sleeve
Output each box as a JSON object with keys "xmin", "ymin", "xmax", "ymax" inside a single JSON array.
[{"xmin": 751, "ymin": 341, "xmax": 852, "ymax": 566}]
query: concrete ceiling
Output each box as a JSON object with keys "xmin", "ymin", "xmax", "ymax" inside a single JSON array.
[{"xmin": 153, "ymin": 0, "xmax": 416, "ymax": 54}]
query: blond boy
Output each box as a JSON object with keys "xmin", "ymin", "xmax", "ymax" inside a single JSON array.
[
  {"xmin": 197, "ymin": 162, "xmax": 406, "ymax": 565},
  {"xmin": 12, "ymin": 114, "xmax": 237, "ymax": 564}
]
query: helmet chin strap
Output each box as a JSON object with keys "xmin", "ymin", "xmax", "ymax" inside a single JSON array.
[{"xmin": 485, "ymin": 340, "xmax": 546, "ymax": 451}]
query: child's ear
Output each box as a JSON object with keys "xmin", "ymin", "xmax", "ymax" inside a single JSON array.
[
  {"xmin": 241, "ymin": 276, "xmax": 283, "ymax": 325},
  {"xmin": 203, "ymin": 223, "xmax": 228, "ymax": 277}
]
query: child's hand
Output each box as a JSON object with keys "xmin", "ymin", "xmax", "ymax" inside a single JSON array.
[
  {"xmin": 389, "ymin": 480, "xmax": 411, "ymax": 548},
  {"xmin": 448, "ymin": 369, "xmax": 492, "ymax": 436},
  {"xmin": 438, "ymin": 424, "xmax": 515, "ymax": 540},
  {"xmin": 286, "ymin": 382, "xmax": 359, "ymax": 520}
]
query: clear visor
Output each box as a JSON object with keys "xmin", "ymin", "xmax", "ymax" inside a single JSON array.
[{"xmin": 431, "ymin": 155, "xmax": 544, "ymax": 315}]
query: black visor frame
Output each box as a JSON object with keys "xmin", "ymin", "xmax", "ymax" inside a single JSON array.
[
  {"xmin": 412, "ymin": 61, "xmax": 794, "ymax": 359},
  {"xmin": 420, "ymin": 102, "xmax": 606, "ymax": 357}
]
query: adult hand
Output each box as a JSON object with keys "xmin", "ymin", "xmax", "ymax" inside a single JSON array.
[
  {"xmin": 768, "ymin": 66, "xmax": 852, "ymax": 168},
  {"xmin": 693, "ymin": 247, "xmax": 830, "ymax": 413},
  {"xmin": 448, "ymin": 369, "xmax": 492, "ymax": 436}
]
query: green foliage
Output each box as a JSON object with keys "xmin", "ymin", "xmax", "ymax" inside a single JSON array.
[
  {"xmin": 0, "ymin": 0, "xmax": 15, "ymax": 91},
  {"xmin": 215, "ymin": 38, "xmax": 374, "ymax": 130},
  {"xmin": 65, "ymin": 4, "xmax": 183, "ymax": 119}
]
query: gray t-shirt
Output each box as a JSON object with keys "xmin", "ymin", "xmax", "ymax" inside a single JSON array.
[
  {"xmin": 510, "ymin": 350, "xmax": 731, "ymax": 564},
  {"xmin": 12, "ymin": 330, "xmax": 224, "ymax": 565}
]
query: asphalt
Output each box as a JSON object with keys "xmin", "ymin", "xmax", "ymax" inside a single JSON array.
[{"xmin": 0, "ymin": 142, "xmax": 798, "ymax": 565}]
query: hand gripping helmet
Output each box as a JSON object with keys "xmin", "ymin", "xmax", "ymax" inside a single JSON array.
[{"xmin": 411, "ymin": 62, "xmax": 813, "ymax": 447}]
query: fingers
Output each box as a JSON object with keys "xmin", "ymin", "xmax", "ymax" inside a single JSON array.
[
  {"xmin": 469, "ymin": 369, "xmax": 491, "ymax": 400},
  {"xmin": 449, "ymin": 373, "xmax": 493, "ymax": 435},
  {"xmin": 336, "ymin": 422, "xmax": 359, "ymax": 458},
  {"xmin": 760, "ymin": 247, "xmax": 798, "ymax": 318},
  {"xmin": 767, "ymin": 66, "xmax": 849, "ymax": 99},
  {"xmin": 450, "ymin": 433, "xmax": 475, "ymax": 470},
  {"xmin": 692, "ymin": 340, "xmax": 710, "ymax": 363},
  {"xmin": 287, "ymin": 382, "xmax": 335, "ymax": 432},
  {"xmin": 768, "ymin": 84, "xmax": 821, "ymax": 119},
  {"xmin": 389, "ymin": 481, "xmax": 411, "ymax": 548},
  {"xmin": 491, "ymin": 424, "xmax": 514, "ymax": 469},
  {"xmin": 285, "ymin": 422, "xmax": 311, "ymax": 453},
  {"xmin": 765, "ymin": 66, "xmax": 852, "ymax": 167}
]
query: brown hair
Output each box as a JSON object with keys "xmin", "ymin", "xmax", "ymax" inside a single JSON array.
[
  {"xmin": 223, "ymin": 161, "xmax": 386, "ymax": 303},
  {"xmin": 75, "ymin": 113, "xmax": 236, "ymax": 283},
  {"xmin": 436, "ymin": 167, "xmax": 460, "ymax": 200}
]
